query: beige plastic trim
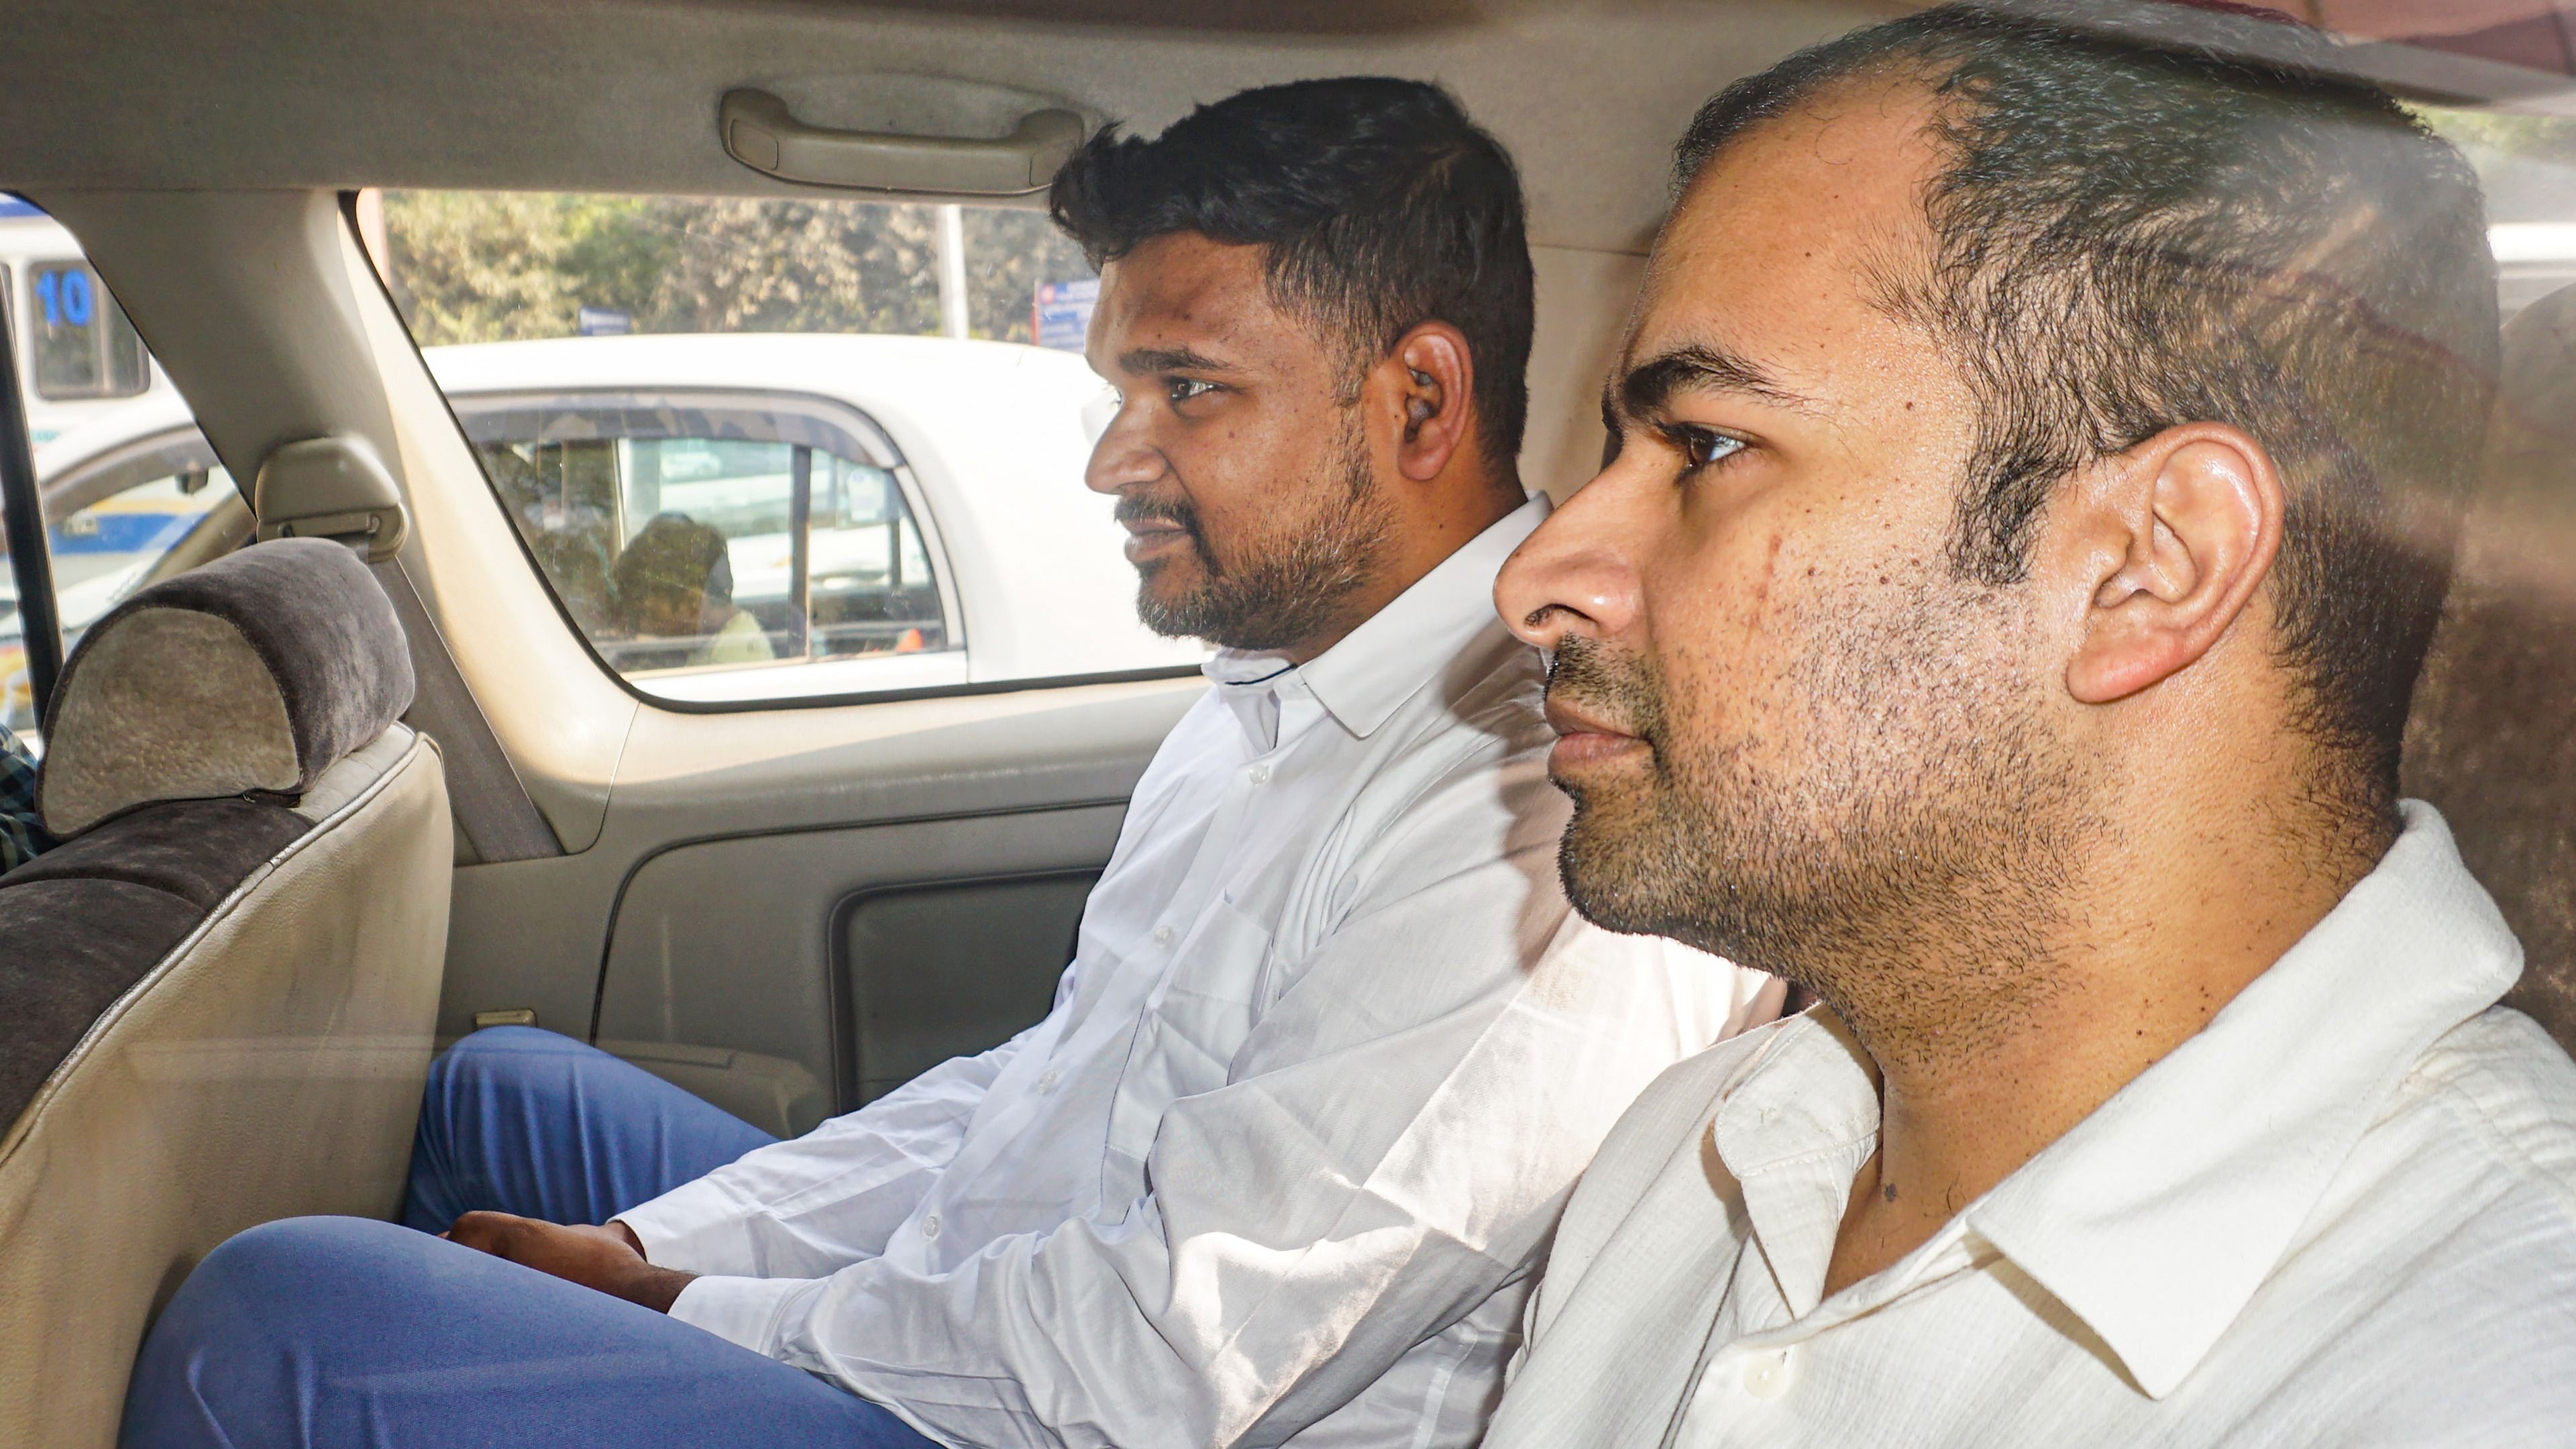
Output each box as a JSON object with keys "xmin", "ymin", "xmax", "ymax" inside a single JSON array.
[
  {"xmin": 719, "ymin": 87, "xmax": 1084, "ymax": 195},
  {"xmin": 335, "ymin": 214, "xmax": 637, "ymax": 853},
  {"xmin": 253, "ymin": 435, "xmax": 411, "ymax": 563}
]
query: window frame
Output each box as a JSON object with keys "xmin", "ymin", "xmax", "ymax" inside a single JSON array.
[
  {"xmin": 445, "ymin": 385, "xmax": 978, "ymax": 706},
  {"xmin": 40, "ymin": 425, "xmax": 224, "ymax": 523}
]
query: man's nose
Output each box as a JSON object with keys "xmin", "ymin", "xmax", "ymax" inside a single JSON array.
[
  {"xmin": 1495, "ymin": 476, "xmax": 1642, "ymax": 651},
  {"xmin": 1084, "ymin": 400, "xmax": 1165, "ymax": 496}
]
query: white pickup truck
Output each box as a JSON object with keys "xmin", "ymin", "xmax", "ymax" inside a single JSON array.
[{"xmin": 3, "ymin": 333, "xmax": 1203, "ymax": 730}]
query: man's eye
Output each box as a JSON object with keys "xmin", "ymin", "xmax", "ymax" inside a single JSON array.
[
  {"xmin": 1167, "ymin": 378, "xmax": 1220, "ymax": 405},
  {"xmin": 1667, "ymin": 425, "xmax": 1745, "ymax": 472}
]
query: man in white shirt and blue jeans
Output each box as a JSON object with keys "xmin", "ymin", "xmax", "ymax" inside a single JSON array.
[
  {"xmin": 123, "ymin": 78, "xmax": 1775, "ymax": 1449},
  {"xmin": 1484, "ymin": 6, "xmax": 2576, "ymax": 1446}
]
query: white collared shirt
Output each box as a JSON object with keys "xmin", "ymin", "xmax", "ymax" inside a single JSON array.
[
  {"xmin": 1485, "ymin": 802, "xmax": 2576, "ymax": 1449},
  {"xmin": 621, "ymin": 496, "xmax": 1781, "ymax": 1449}
]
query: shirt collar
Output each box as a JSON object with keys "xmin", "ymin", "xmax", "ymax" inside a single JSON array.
[
  {"xmin": 1705, "ymin": 803, "xmax": 2522, "ymax": 1397},
  {"xmin": 1201, "ymin": 494, "xmax": 1550, "ymax": 745},
  {"xmin": 1964, "ymin": 802, "xmax": 2521, "ymax": 1399},
  {"xmin": 1709, "ymin": 1012, "xmax": 1881, "ymax": 1318}
]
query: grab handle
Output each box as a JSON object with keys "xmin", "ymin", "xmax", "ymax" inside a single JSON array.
[{"xmin": 720, "ymin": 89, "xmax": 1085, "ymax": 195}]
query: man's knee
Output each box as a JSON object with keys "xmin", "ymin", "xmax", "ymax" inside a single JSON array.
[
  {"xmin": 418, "ymin": 1027, "xmax": 603, "ymax": 1155},
  {"xmin": 129, "ymin": 1218, "xmax": 447, "ymax": 1448},
  {"xmin": 139, "ymin": 1219, "xmax": 409, "ymax": 1392},
  {"xmin": 168, "ymin": 1216, "xmax": 426, "ymax": 1324},
  {"xmin": 427, "ymin": 1024, "xmax": 589, "ymax": 1099}
]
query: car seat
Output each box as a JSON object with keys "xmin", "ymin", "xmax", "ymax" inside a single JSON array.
[
  {"xmin": 2404, "ymin": 282, "xmax": 2576, "ymax": 1052},
  {"xmin": 0, "ymin": 536, "xmax": 452, "ymax": 1448}
]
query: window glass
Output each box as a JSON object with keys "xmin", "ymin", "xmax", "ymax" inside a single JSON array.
[
  {"xmin": 0, "ymin": 433, "xmax": 249, "ymax": 735},
  {"xmin": 5, "ymin": 197, "xmax": 179, "ymax": 447},
  {"xmin": 370, "ymin": 190, "xmax": 1205, "ymax": 706},
  {"xmin": 458, "ymin": 396, "xmax": 951, "ymax": 698},
  {"xmin": 2416, "ymin": 110, "xmax": 2576, "ymax": 319},
  {"xmin": 28, "ymin": 260, "xmax": 150, "ymax": 402},
  {"xmin": 0, "ymin": 197, "xmax": 217, "ymax": 738}
]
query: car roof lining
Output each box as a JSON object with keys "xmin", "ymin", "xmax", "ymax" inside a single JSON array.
[{"xmin": 2, "ymin": 0, "xmax": 2558, "ymax": 257}]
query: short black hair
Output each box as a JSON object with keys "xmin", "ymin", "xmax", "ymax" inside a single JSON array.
[
  {"xmin": 1675, "ymin": 4, "xmax": 2500, "ymax": 816},
  {"xmin": 1051, "ymin": 76, "xmax": 1535, "ymax": 469}
]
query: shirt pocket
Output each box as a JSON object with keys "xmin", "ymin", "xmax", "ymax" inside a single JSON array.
[{"xmin": 1107, "ymin": 899, "xmax": 1273, "ymax": 1164}]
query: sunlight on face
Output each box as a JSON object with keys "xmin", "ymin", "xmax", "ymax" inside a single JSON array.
[
  {"xmin": 1499, "ymin": 85, "xmax": 2102, "ymax": 1034},
  {"xmin": 1081, "ymin": 233, "xmax": 1394, "ymax": 654}
]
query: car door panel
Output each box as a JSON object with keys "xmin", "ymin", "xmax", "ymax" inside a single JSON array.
[
  {"xmin": 593, "ymin": 804, "xmax": 1127, "ymax": 1135},
  {"xmin": 841, "ymin": 868, "xmax": 1101, "ymax": 1108},
  {"xmin": 437, "ymin": 680, "xmax": 1200, "ymax": 1136}
]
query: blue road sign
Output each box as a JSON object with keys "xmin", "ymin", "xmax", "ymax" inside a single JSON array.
[{"xmin": 1032, "ymin": 278, "xmax": 1098, "ymax": 352}]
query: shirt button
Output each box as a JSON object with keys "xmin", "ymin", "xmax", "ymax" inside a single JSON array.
[
  {"xmin": 921, "ymin": 1214, "xmax": 941, "ymax": 1240},
  {"xmin": 1152, "ymin": 924, "xmax": 1175, "ymax": 947},
  {"xmin": 1740, "ymin": 1346, "xmax": 1797, "ymax": 1400},
  {"xmin": 1037, "ymin": 1069, "xmax": 1060, "ymax": 1093},
  {"xmin": 1247, "ymin": 762, "xmax": 1273, "ymax": 785}
]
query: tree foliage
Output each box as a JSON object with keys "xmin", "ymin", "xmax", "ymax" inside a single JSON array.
[{"xmin": 380, "ymin": 191, "xmax": 1091, "ymax": 347}]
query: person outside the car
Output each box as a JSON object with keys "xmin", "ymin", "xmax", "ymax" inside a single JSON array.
[{"xmin": 612, "ymin": 511, "xmax": 777, "ymax": 667}]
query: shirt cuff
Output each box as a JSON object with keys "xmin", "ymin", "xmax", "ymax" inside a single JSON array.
[
  {"xmin": 614, "ymin": 1175, "xmax": 764, "ymax": 1277},
  {"xmin": 667, "ymin": 1273, "xmax": 822, "ymax": 1358}
]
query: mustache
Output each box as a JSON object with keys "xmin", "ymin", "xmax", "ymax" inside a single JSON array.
[
  {"xmin": 1546, "ymin": 635, "xmax": 1666, "ymax": 745},
  {"xmin": 1114, "ymin": 492, "xmax": 1212, "ymax": 555}
]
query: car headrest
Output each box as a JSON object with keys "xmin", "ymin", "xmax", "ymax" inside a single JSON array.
[
  {"xmin": 36, "ymin": 537, "xmax": 417, "ymax": 839},
  {"xmin": 2402, "ymin": 282, "xmax": 2576, "ymax": 1052}
]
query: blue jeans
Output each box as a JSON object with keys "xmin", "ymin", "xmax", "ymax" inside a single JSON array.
[{"xmin": 122, "ymin": 1028, "xmax": 941, "ymax": 1448}]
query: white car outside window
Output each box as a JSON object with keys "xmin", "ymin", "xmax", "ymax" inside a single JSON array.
[{"xmin": 0, "ymin": 333, "xmax": 1203, "ymax": 725}]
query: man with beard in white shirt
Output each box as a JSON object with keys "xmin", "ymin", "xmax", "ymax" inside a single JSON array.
[
  {"xmin": 1484, "ymin": 7, "xmax": 2576, "ymax": 1447},
  {"xmin": 123, "ymin": 78, "xmax": 1776, "ymax": 1449}
]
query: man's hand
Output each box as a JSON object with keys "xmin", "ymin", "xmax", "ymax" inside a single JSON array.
[{"xmin": 443, "ymin": 1212, "xmax": 696, "ymax": 1313}]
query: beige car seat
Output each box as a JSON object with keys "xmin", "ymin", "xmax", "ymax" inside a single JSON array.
[
  {"xmin": 0, "ymin": 536, "xmax": 452, "ymax": 1448},
  {"xmin": 2404, "ymin": 282, "xmax": 2576, "ymax": 1051}
]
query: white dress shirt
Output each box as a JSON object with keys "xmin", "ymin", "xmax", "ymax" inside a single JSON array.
[
  {"xmin": 1485, "ymin": 802, "xmax": 2576, "ymax": 1449},
  {"xmin": 620, "ymin": 496, "xmax": 1781, "ymax": 1449}
]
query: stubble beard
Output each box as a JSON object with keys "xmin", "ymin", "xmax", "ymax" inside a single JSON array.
[
  {"xmin": 1548, "ymin": 578, "xmax": 2104, "ymax": 1061},
  {"xmin": 1128, "ymin": 415, "xmax": 1393, "ymax": 653}
]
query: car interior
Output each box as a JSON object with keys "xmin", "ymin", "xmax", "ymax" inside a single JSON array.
[{"xmin": 0, "ymin": 0, "xmax": 2567, "ymax": 1444}]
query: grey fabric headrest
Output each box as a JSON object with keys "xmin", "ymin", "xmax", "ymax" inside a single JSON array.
[{"xmin": 37, "ymin": 538, "xmax": 416, "ymax": 838}]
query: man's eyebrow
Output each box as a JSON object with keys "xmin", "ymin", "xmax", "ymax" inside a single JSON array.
[
  {"xmin": 1118, "ymin": 345, "xmax": 1240, "ymax": 376},
  {"xmin": 1615, "ymin": 342, "xmax": 1812, "ymax": 419}
]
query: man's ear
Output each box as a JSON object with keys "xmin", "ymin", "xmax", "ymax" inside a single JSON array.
[
  {"xmin": 1386, "ymin": 323, "xmax": 1475, "ymax": 483},
  {"xmin": 2061, "ymin": 423, "xmax": 2286, "ymax": 705}
]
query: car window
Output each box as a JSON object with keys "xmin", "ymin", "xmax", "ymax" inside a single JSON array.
[
  {"xmin": 0, "ymin": 431, "xmax": 245, "ymax": 735},
  {"xmin": 0, "ymin": 201, "xmax": 223, "ymax": 739},
  {"xmin": 454, "ymin": 392, "xmax": 955, "ymax": 702},
  {"xmin": 4, "ymin": 197, "xmax": 183, "ymax": 448},
  {"xmin": 366, "ymin": 189, "xmax": 1205, "ymax": 706}
]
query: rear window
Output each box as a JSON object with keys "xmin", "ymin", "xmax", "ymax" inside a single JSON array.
[
  {"xmin": 365, "ymin": 189, "xmax": 1201, "ymax": 706},
  {"xmin": 0, "ymin": 197, "xmax": 223, "ymax": 737}
]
